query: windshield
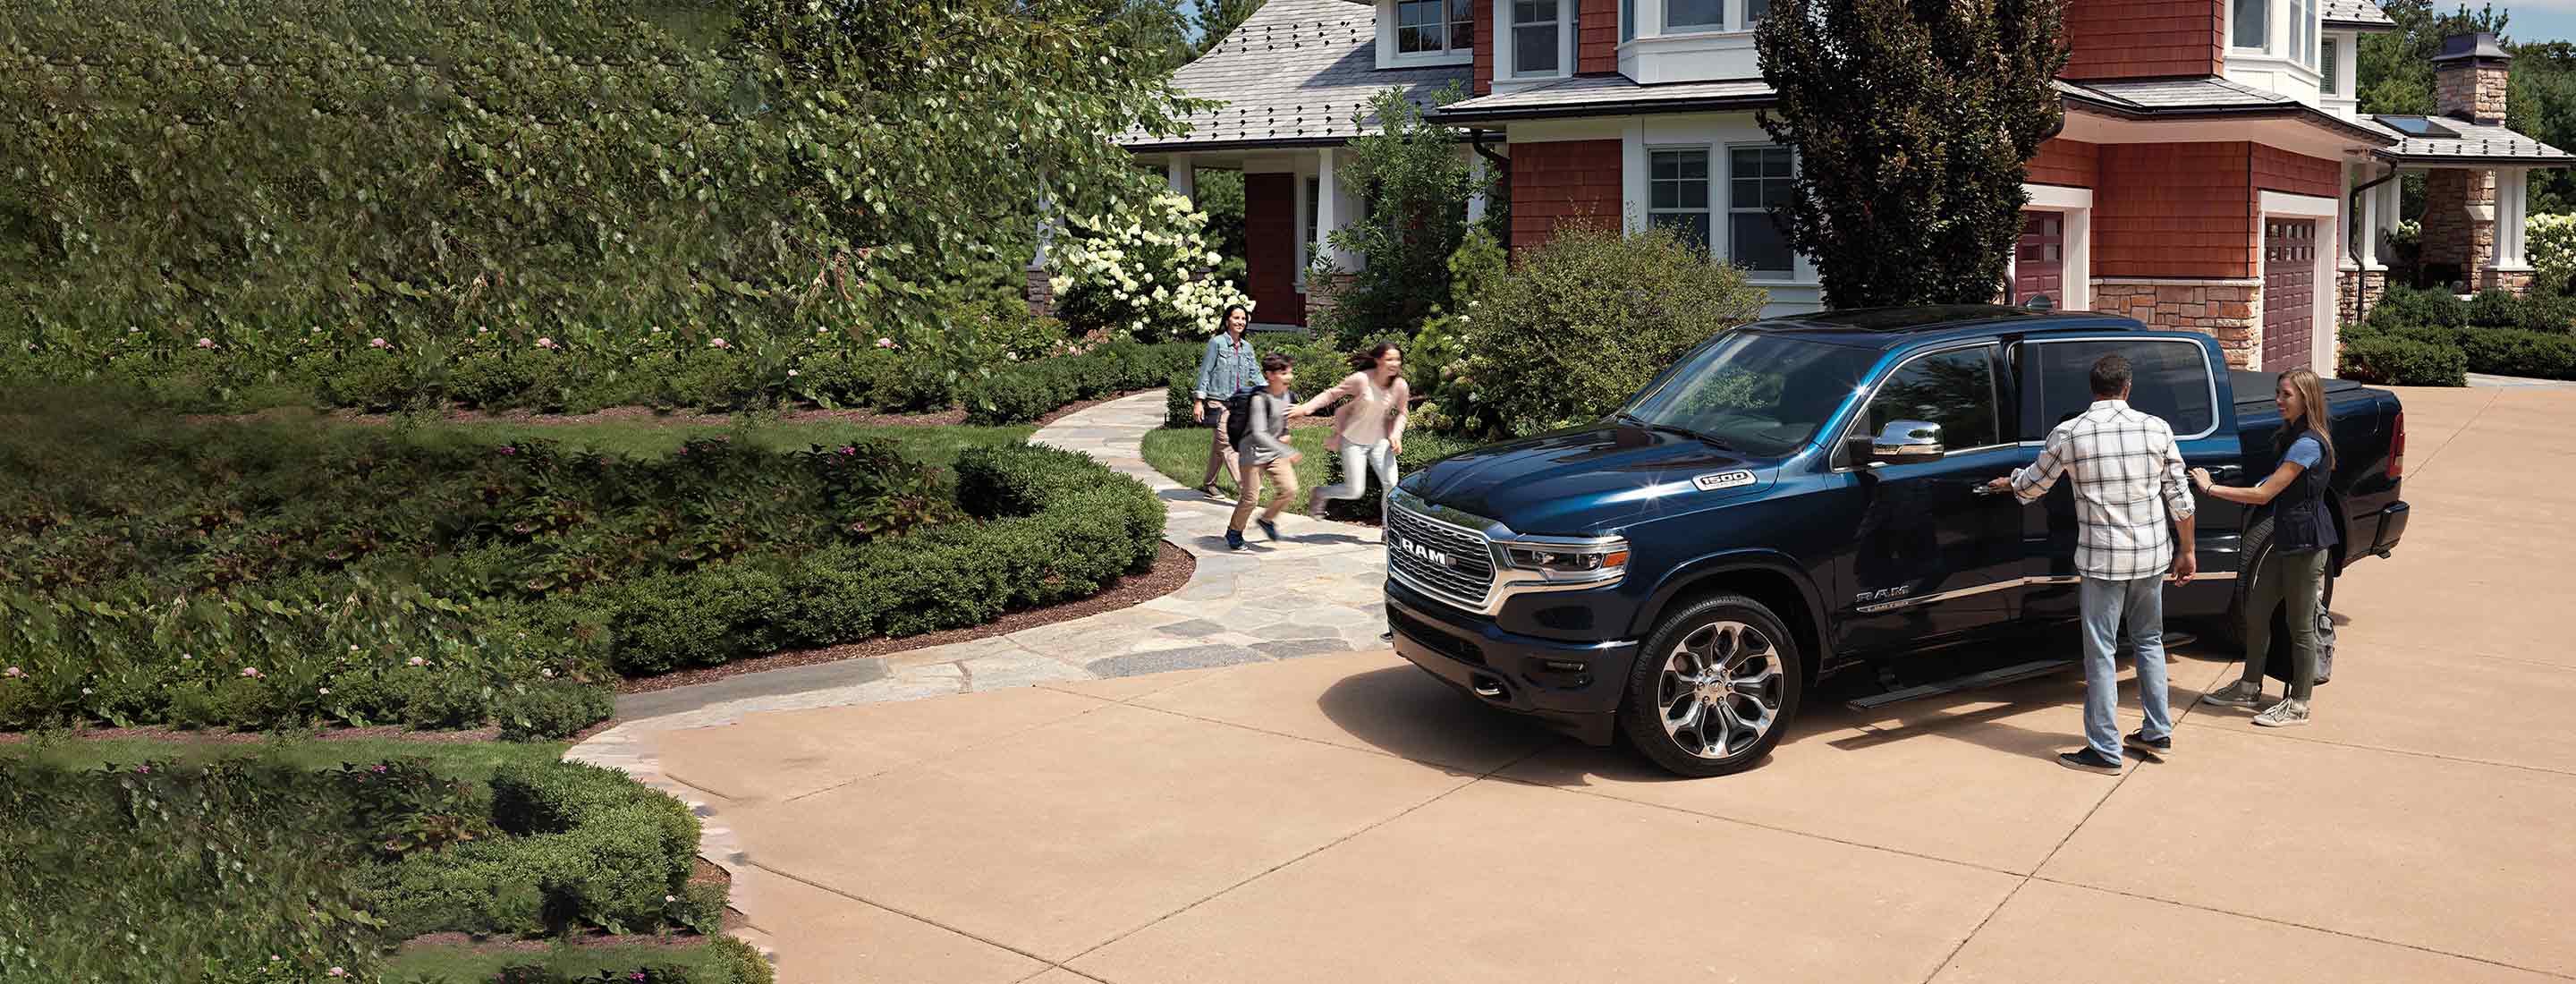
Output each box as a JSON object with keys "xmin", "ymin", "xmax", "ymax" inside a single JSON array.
[{"xmin": 1616, "ymin": 333, "xmax": 1878, "ymax": 457}]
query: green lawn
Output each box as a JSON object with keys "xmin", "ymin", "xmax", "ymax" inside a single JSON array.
[
  {"xmin": 1140, "ymin": 426, "xmax": 1335, "ymax": 515},
  {"xmin": 386, "ymin": 941, "xmax": 747, "ymax": 982},
  {"xmin": 0, "ymin": 734, "xmax": 569, "ymax": 779},
  {"xmin": 392, "ymin": 418, "xmax": 1035, "ymax": 468}
]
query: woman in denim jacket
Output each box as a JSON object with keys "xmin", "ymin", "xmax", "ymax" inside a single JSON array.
[{"xmin": 1191, "ymin": 306, "xmax": 1259, "ymax": 496}]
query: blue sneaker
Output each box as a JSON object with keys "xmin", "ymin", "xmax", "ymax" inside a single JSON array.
[
  {"xmin": 1257, "ymin": 518, "xmax": 1281, "ymax": 541},
  {"xmin": 1224, "ymin": 529, "xmax": 1247, "ymax": 551}
]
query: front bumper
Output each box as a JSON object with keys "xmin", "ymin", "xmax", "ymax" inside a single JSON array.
[{"xmin": 1385, "ymin": 577, "xmax": 1639, "ymax": 746}]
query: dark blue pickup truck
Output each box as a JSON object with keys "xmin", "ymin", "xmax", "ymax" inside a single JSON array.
[{"xmin": 1385, "ymin": 305, "xmax": 2410, "ymax": 776}]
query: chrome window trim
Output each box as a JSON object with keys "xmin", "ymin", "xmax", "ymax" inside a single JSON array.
[
  {"xmin": 2019, "ymin": 335, "xmax": 2224, "ymax": 441},
  {"xmin": 1828, "ymin": 340, "xmax": 2008, "ymax": 473}
]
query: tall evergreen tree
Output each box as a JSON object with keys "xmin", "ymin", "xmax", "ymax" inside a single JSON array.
[{"xmin": 1753, "ymin": 0, "xmax": 2070, "ymax": 308}]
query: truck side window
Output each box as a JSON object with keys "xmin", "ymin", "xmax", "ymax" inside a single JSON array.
[
  {"xmin": 1856, "ymin": 347, "xmax": 1999, "ymax": 452},
  {"xmin": 2029, "ymin": 340, "xmax": 2216, "ymax": 439}
]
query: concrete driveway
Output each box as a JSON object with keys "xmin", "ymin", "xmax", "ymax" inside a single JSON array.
[{"xmin": 659, "ymin": 386, "xmax": 2574, "ymax": 983}]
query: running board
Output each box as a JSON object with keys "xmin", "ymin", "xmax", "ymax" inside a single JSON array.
[{"xmin": 1843, "ymin": 658, "xmax": 2077, "ymax": 712}]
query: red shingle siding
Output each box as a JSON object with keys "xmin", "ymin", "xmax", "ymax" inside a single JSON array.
[
  {"xmin": 1473, "ymin": 4, "xmax": 1493, "ymax": 95},
  {"xmin": 2027, "ymin": 139, "xmax": 2100, "ymax": 188},
  {"xmin": 2061, "ymin": 0, "xmax": 2224, "ymax": 81},
  {"xmin": 1511, "ymin": 140, "xmax": 1623, "ymax": 252},
  {"xmin": 2251, "ymin": 144, "xmax": 2340, "ymax": 199},
  {"xmin": 2094, "ymin": 142, "xmax": 2257, "ymax": 279},
  {"xmin": 1578, "ymin": 0, "xmax": 1619, "ymax": 74}
]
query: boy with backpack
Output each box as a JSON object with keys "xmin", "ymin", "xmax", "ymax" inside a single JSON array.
[{"xmin": 1225, "ymin": 353, "xmax": 1302, "ymax": 552}]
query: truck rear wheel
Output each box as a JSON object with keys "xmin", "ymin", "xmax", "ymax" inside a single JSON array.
[
  {"xmin": 2226, "ymin": 516, "xmax": 2337, "ymax": 687},
  {"xmin": 1616, "ymin": 594, "xmax": 1804, "ymax": 777}
]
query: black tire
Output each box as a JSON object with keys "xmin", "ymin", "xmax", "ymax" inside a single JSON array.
[
  {"xmin": 2227, "ymin": 516, "xmax": 2336, "ymax": 686},
  {"xmin": 1616, "ymin": 594, "xmax": 1804, "ymax": 777}
]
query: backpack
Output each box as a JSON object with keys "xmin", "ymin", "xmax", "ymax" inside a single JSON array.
[{"xmin": 1223, "ymin": 386, "xmax": 1291, "ymax": 452}]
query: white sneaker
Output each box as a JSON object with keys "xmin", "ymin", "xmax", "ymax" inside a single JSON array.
[{"xmin": 2251, "ymin": 698, "xmax": 2310, "ymax": 728}]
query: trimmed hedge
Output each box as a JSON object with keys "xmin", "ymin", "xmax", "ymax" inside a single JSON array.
[
  {"xmin": 0, "ymin": 755, "xmax": 723, "ymax": 982},
  {"xmin": 2338, "ymin": 332, "xmax": 2470, "ymax": 386},
  {"xmin": 371, "ymin": 760, "xmax": 714, "ymax": 939},
  {"xmin": 961, "ymin": 341, "xmax": 1199, "ymax": 425}
]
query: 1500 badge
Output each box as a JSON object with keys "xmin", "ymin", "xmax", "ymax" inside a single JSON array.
[{"xmin": 1692, "ymin": 470, "xmax": 1758, "ymax": 492}]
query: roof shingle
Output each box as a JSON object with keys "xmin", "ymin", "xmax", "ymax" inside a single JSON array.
[
  {"xmin": 2322, "ymin": 0, "xmax": 2398, "ymax": 30},
  {"xmin": 1123, "ymin": 0, "xmax": 1469, "ymax": 150},
  {"xmin": 2365, "ymin": 117, "xmax": 2576, "ymax": 164}
]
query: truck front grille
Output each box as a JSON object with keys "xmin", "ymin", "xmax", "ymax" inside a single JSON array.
[{"xmin": 1385, "ymin": 500, "xmax": 1496, "ymax": 610}]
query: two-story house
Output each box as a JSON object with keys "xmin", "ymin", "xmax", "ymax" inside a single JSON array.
[{"xmin": 1110, "ymin": 0, "xmax": 2570, "ymax": 373}]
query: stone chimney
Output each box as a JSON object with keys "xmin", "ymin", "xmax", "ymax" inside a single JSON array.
[{"xmin": 2433, "ymin": 31, "xmax": 2511, "ymax": 125}]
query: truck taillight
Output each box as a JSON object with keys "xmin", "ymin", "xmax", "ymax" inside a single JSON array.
[{"xmin": 2389, "ymin": 410, "xmax": 2405, "ymax": 480}]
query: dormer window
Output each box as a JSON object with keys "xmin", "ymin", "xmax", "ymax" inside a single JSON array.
[
  {"xmin": 1396, "ymin": 0, "xmax": 1474, "ymax": 56},
  {"xmin": 2233, "ymin": 0, "xmax": 2268, "ymax": 51}
]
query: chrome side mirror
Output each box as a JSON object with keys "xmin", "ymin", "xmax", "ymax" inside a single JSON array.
[{"xmin": 1871, "ymin": 420, "xmax": 1945, "ymax": 461}]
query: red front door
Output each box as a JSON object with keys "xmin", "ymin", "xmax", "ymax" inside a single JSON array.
[
  {"xmin": 1242, "ymin": 173, "xmax": 1306, "ymax": 326},
  {"xmin": 2263, "ymin": 218, "xmax": 2317, "ymax": 371},
  {"xmin": 2012, "ymin": 210, "xmax": 2063, "ymax": 309}
]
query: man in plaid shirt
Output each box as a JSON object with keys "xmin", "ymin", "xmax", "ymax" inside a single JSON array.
[{"xmin": 1986, "ymin": 353, "xmax": 2199, "ymax": 775}]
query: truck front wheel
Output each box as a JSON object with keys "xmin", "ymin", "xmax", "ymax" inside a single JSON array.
[{"xmin": 1616, "ymin": 594, "xmax": 1805, "ymax": 777}]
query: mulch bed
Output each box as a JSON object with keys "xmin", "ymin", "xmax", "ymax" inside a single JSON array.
[
  {"xmin": 185, "ymin": 388, "xmax": 1159, "ymax": 431},
  {"xmin": 618, "ymin": 539, "xmax": 1194, "ymax": 695}
]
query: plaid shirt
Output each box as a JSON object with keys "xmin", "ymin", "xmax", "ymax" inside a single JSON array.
[{"xmin": 2011, "ymin": 399, "xmax": 2197, "ymax": 581}]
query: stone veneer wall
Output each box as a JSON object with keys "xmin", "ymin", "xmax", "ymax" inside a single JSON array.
[
  {"xmin": 1302, "ymin": 272, "xmax": 1357, "ymax": 327},
  {"xmin": 2092, "ymin": 278, "xmax": 2264, "ymax": 369},
  {"xmin": 1024, "ymin": 266, "xmax": 1056, "ymax": 318},
  {"xmin": 2420, "ymin": 168, "xmax": 2498, "ymax": 284},
  {"xmin": 2337, "ymin": 268, "xmax": 2388, "ymax": 328},
  {"xmin": 2436, "ymin": 61, "xmax": 2511, "ymax": 125},
  {"xmin": 2479, "ymin": 267, "xmax": 2535, "ymax": 294}
]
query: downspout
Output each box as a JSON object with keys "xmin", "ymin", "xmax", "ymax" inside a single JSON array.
[{"xmin": 2350, "ymin": 160, "xmax": 2402, "ymax": 322}]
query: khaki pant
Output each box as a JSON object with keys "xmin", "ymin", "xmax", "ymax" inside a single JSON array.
[
  {"xmin": 1229, "ymin": 458, "xmax": 1300, "ymax": 530},
  {"xmin": 1199, "ymin": 399, "xmax": 1236, "ymax": 488}
]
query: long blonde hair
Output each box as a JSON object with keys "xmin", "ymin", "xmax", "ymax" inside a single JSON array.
[{"xmin": 2278, "ymin": 369, "xmax": 2334, "ymax": 463}]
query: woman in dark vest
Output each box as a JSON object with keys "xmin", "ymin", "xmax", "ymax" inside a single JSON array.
[{"xmin": 2191, "ymin": 369, "xmax": 2338, "ymax": 728}]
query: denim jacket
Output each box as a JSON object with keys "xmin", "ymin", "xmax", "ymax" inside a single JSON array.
[{"xmin": 1192, "ymin": 333, "xmax": 1258, "ymax": 401}]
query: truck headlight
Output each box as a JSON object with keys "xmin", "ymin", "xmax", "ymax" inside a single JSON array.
[{"xmin": 1499, "ymin": 539, "xmax": 1629, "ymax": 583}]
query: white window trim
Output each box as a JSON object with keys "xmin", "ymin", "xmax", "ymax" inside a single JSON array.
[
  {"xmin": 1618, "ymin": 0, "xmax": 1770, "ymax": 43},
  {"xmin": 1378, "ymin": 0, "xmax": 1475, "ymax": 68},
  {"xmin": 1496, "ymin": 0, "xmax": 1575, "ymax": 81},
  {"xmin": 1725, "ymin": 141, "xmax": 1799, "ymax": 282},
  {"xmin": 1646, "ymin": 143, "xmax": 1715, "ymax": 250}
]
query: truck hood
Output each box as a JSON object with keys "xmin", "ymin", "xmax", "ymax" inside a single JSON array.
[{"xmin": 1403, "ymin": 422, "xmax": 1780, "ymax": 535}]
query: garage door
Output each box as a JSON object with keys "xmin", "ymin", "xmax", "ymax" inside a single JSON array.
[
  {"xmin": 2012, "ymin": 210, "xmax": 2063, "ymax": 309},
  {"xmin": 2263, "ymin": 218, "xmax": 2316, "ymax": 372}
]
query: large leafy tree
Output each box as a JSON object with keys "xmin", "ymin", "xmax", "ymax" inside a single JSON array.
[
  {"xmin": 1753, "ymin": 0, "xmax": 2069, "ymax": 308},
  {"xmin": 730, "ymin": 0, "xmax": 1205, "ymax": 332},
  {"xmin": 1193, "ymin": 0, "xmax": 1267, "ymax": 55},
  {"xmin": 1313, "ymin": 87, "xmax": 1479, "ymax": 347}
]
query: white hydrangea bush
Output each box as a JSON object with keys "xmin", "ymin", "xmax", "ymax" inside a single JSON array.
[
  {"xmin": 1048, "ymin": 191, "xmax": 1254, "ymax": 342},
  {"xmin": 2528, "ymin": 213, "xmax": 2576, "ymax": 294}
]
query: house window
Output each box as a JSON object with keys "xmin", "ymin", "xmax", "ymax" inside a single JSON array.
[
  {"xmin": 1396, "ymin": 0, "xmax": 1475, "ymax": 54},
  {"xmin": 1667, "ymin": 0, "xmax": 1723, "ymax": 30},
  {"xmin": 2233, "ymin": 0, "xmax": 2267, "ymax": 51},
  {"xmin": 1513, "ymin": 0, "xmax": 1562, "ymax": 75},
  {"xmin": 1621, "ymin": 0, "xmax": 1634, "ymax": 42},
  {"xmin": 1648, "ymin": 148, "xmax": 1712, "ymax": 250},
  {"xmin": 1304, "ymin": 175, "xmax": 1321, "ymax": 271},
  {"xmin": 1747, "ymin": 0, "xmax": 1769, "ymax": 24},
  {"xmin": 1729, "ymin": 146, "xmax": 1795, "ymax": 276},
  {"xmin": 2322, "ymin": 38, "xmax": 2338, "ymax": 93}
]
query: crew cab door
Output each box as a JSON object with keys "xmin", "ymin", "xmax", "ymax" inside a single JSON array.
[
  {"xmin": 1825, "ymin": 343, "xmax": 2029, "ymax": 657},
  {"xmin": 2013, "ymin": 335, "xmax": 2241, "ymax": 624}
]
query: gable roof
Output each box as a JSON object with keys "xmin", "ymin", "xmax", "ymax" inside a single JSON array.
[
  {"xmin": 1122, "ymin": 0, "xmax": 1470, "ymax": 152},
  {"xmin": 2323, "ymin": 0, "xmax": 2399, "ymax": 31}
]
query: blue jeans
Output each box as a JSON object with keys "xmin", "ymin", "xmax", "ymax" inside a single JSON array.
[{"xmin": 2080, "ymin": 574, "xmax": 2173, "ymax": 762}]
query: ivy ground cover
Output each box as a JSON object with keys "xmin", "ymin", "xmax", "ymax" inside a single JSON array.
[{"xmin": 0, "ymin": 386, "xmax": 1163, "ymax": 734}]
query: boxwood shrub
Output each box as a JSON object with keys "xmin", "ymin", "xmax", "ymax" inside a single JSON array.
[
  {"xmin": 961, "ymin": 340, "xmax": 1199, "ymax": 425},
  {"xmin": 2344, "ymin": 285, "xmax": 2576, "ymax": 383},
  {"xmin": 2338, "ymin": 332, "xmax": 2470, "ymax": 386}
]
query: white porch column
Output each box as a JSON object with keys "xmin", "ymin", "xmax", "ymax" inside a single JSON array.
[
  {"xmin": 1317, "ymin": 147, "xmax": 1364, "ymax": 271},
  {"xmin": 2501, "ymin": 168, "xmax": 2529, "ymax": 267},
  {"xmin": 1165, "ymin": 154, "xmax": 1196, "ymax": 202},
  {"xmin": 1466, "ymin": 150, "xmax": 1488, "ymax": 225},
  {"xmin": 2358, "ymin": 169, "xmax": 2381, "ymax": 267}
]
